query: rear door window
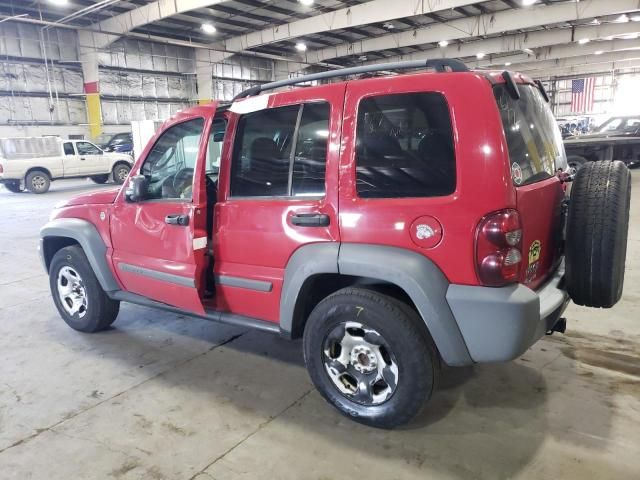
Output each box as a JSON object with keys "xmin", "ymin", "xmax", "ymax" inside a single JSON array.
[
  {"xmin": 63, "ymin": 142, "xmax": 75, "ymax": 155},
  {"xmin": 355, "ymin": 92, "xmax": 455, "ymax": 198},
  {"xmin": 494, "ymin": 84, "xmax": 566, "ymax": 185},
  {"xmin": 230, "ymin": 102, "xmax": 330, "ymax": 197}
]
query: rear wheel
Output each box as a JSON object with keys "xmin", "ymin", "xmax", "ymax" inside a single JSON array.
[
  {"xmin": 90, "ymin": 174, "xmax": 109, "ymax": 184},
  {"xmin": 3, "ymin": 181, "xmax": 22, "ymax": 193},
  {"xmin": 49, "ymin": 245, "xmax": 120, "ymax": 332},
  {"xmin": 303, "ymin": 287, "xmax": 439, "ymax": 429},
  {"xmin": 567, "ymin": 155, "xmax": 587, "ymax": 175},
  {"xmin": 25, "ymin": 170, "xmax": 51, "ymax": 194},
  {"xmin": 112, "ymin": 163, "xmax": 130, "ymax": 185},
  {"xmin": 565, "ymin": 161, "xmax": 631, "ymax": 307}
]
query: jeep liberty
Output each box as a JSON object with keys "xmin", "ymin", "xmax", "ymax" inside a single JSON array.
[{"xmin": 40, "ymin": 59, "xmax": 631, "ymax": 428}]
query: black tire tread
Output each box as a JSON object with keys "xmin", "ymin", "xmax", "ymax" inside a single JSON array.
[
  {"xmin": 303, "ymin": 287, "xmax": 439, "ymax": 429},
  {"xmin": 49, "ymin": 245, "xmax": 120, "ymax": 332},
  {"xmin": 565, "ymin": 161, "xmax": 631, "ymax": 307}
]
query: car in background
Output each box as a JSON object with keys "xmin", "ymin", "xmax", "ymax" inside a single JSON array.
[
  {"xmin": 564, "ymin": 115, "xmax": 640, "ymax": 171},
  {"xmin": 0, "ymin": 137, "xmax": 133, "ymax": 193},
  {"xmin": 103, "ymin": 132, "xmax": 133, "ymax": 156}
]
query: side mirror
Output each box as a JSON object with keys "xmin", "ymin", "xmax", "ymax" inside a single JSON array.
[{"xmin": 125, "ymin": 175, "xmax": 148, "ymax": 202}]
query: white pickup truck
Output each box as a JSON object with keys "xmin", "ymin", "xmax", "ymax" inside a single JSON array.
[{"xmin": 0, "ymin": 137, "xmax": 133, "ymax": 194}]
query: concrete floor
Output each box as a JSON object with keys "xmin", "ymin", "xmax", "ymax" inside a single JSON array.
[{"xmin": 0, "ymin": 176, "xmax": 639, "ymax": 480}]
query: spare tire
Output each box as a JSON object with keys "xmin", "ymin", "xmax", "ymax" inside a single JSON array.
[{"xmin": 565, "ymin": 161, "xmax": 631, "ymax": 307}]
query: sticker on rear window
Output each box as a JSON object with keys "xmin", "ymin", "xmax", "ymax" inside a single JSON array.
[{"xmin": 511, "ymin": 162, "xmax": 523, "ymax": 185}]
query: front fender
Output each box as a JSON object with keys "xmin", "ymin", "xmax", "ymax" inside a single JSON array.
[{"xmin": 40, "ymin": 218, "xmax": 120, "ymax": 292}]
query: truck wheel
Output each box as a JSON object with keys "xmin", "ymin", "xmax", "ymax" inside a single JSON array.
[
  {"xmin": 566, "ymin": 161, "xmax": 631, "ymax": 307},
  {"xmin": 49, "ymin": 245, "xmax": 120, "ymax": 332},
  {"xmin": 90, "ymin": 174, "xmax": 109, "ymax": 184},
  {"xmin": 112, "ymin": 163, "xmax": 131, "ymax": 185},
  {"xmin": 303, "ymin": 287, "xmax": 439, "ymax": 429},
  {"xmin": 25, "ymin": 170, "xmax": 51, "ymax": 194},
  {"xmin": 3, "ymin": 181, "xmax": 22, "ymax": 193},
  {"xmin": 567, "ymin": 155, "xmax": 587, "ymax": 175}
]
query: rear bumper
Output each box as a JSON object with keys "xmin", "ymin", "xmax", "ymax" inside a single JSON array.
[{"xmin": 446, "ymin": 264, "xmax": 569, "ymax": 363}]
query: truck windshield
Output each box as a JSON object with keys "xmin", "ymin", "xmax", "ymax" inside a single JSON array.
[{"xmin": 494, "ymin": 84, "xmax": 566, "ymax": 186}]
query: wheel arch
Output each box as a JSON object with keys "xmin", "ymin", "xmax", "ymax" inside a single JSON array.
[
  {"xmin": 25, "ymin": 166, "xmax": 52, "ymax": 181},
  {"xmin": 280, "ymin": 243, "xmax": 473, "ymax": 366},
  {"xmin": 40, "ymin": 218, "xmax": 120, "ymax": 292}
]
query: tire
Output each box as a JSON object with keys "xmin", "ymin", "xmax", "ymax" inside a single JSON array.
[
  {"xmin": 90, "ymin": 174, "xmax": 109, "ymax": 184},
  {"xmin": 565, "ymin": 161, "xmax": 631, "ymax": 308},
  {"xmin": 303, "ymin": 287, "xmax": 439, "ymax": 429},
  {"xmin": 567, "ymin": 155, "xmax": 587, "ymax": 174},
  {"xmin": 25, "ymin": 170, "xmax": 51, "ymax": 194},
  {"xmin": 112, "ymin": 163, "xmax": 131, "ymax": 185},
  {"xmin": 3, "ymin": 181, "xmax": 22, "ymax": 193},
  {"xmin": 49, "ymin": 245, "xmax": 120, "ymax": 332}
]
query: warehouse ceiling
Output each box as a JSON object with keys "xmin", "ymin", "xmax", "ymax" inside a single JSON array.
[{"xmin": 1, "ymin": 0, "xmax": 640, "ymax": 76}]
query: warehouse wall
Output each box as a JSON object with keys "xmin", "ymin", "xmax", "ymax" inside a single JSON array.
[
  {"xmin": 0, "ymin": 22, "xmax": 87, "ymax": 134},
  {"xmin": 0, "ymin": 21, "xmax": 274, "ymax": 140},
  {"xmin": 97, "ymin": 38, "xmax": 196, "ymax": 125}
]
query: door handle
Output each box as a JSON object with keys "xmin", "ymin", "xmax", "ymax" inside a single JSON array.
[
  {"xmin": 80, "ymin": 157, "xmax": 86, "ymax": 161},
  {"xmin": 291, "ymin": 213, "xmax": 330, "ymax": 227},
  {"xmin": 165, "ymin": 214, "xmax": 189, "ymax": 226}
]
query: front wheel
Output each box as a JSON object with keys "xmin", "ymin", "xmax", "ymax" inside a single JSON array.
[
  {"xmin": 303, "ymin": 287, "xmax": 439, "ymax": 429},
  {"xmin": 3, "ymin": 181, "xmax": 22, "ymax": 193},
  {"xmin": 112, "ymin": 163, "xmax": 131, "ymax": 185},
  {"xmin": 49, "ymin": 245, "xmax": 120, "ymax": 332}
]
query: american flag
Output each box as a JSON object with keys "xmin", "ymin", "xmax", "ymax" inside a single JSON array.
[{"xmin": 571, "ymin": 78, "xmax": 596, "ymax": 113}]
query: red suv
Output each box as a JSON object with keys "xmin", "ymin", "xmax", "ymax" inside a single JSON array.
[{"xmin": 40, "ymin": 60, "xmax": 631, "ymax": 428}]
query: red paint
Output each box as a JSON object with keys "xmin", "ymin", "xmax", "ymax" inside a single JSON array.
[
  {"xmin": 409, "ymin": 216, "xmax": 443, "ymax": 249},
  {"xmin": 84, "ymin": 81, "xmax": 99, "ymax": 94},
  {"xmin": 52, "ymin": 70, "xmax": 564, "ymax": 324}
]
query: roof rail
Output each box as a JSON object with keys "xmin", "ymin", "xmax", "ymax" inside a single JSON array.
[{"xmin": 232, "ymin": 58, "xmax": 468, "ymax": 101}]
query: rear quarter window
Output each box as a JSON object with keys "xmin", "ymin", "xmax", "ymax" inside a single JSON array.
[
  {"xmin": 355, "ymin": 92, "xmax": 455, "ymax": 198},
  {"xmin": 494, "ymin": 84, "xmax": 566, "ymax": 185}
]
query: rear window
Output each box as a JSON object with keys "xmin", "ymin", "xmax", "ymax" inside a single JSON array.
[
  {"xmin": 355, "ymin": 92, "xmax": 455, "ymax": 198},
  {"xmin": 494, "ymin": 84, "xmax": 566, "ymax": 186}
]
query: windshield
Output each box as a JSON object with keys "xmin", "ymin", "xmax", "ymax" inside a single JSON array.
[
  {"xmin": 597, "ymin": 117, "xmax": 640, "ymax": 134},
  {"xmin": 494, "ymin": 84, "xmax": 566, "ymax": 186}
]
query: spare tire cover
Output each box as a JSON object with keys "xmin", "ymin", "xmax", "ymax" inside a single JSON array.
[{"xmin": 565, "ymin": 161, "xmax": 631, "ymax": 308}]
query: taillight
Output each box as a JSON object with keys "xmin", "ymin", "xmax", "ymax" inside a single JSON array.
[{"xmin": 475, "ymin": 209, "xmax": 523, "ymax": 286}]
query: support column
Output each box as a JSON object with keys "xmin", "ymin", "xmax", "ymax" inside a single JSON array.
[
  {"xmin": 78, "ymin": 32, "xmax": 102, "ymax": 139},
  {"xmin": 196, "ymin": 49, "xmax": 227, "ymax": 105}
]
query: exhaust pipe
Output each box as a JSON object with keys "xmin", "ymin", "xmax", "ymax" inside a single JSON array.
[{"xmin": 546, "ymin": 317, "xmax": 566, "ymax": 335}]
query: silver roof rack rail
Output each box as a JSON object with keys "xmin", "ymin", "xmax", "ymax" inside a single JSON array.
[{"xmin": 232, "ymin": 58, "xmax": 468, "ymax": 101}]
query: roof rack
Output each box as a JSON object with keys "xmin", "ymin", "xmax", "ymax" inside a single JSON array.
[{"xmin": 232, "ymin": 58, "xmax": 468, "ymax": 101}]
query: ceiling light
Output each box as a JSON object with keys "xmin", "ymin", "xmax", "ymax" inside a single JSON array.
[
  {"xmin": 299, "ymin": 0, "xmax": 315, "ymax": 5},
  {"xmin": 438, "ymin": 40, "xmax": 449, "ymax": 47},
  {"xmin": 614, "ymin": 14, "xmax": 629, "ymax": 23},
  {"xmin": 49, "ymin": 0, "xmax": 68, "ymax": 5},
  {"xmin": 590, "ymin": 18, "xmax": 600, "ymax": 25},
  {"xmin": 505, "ymin": 62, "xmax": 512, "ymax": 66},
  {"xmin": 383, "ymin": 22, "xmax": 395, "ymax": 30},
  {"xmin": 295, "ymin": 42, "xmax": 307, "ymax": 52},
  {"xmin": 622, "ymin": 33, "xmax": 639, "ymax": 39},
  {"xmin": 201, "ymin": 23, "xmax": 216, "ymax": 34},
  {"xmin": 631, "ymin": 15, "xmax": 640, "ymax": 22},
  {"xmin": 476, "ymin": 52, "xmax": 485, "ymax": 59},
  {"xmin": 521, "ymin": 0, "xmax": 537, "ymax": 5},
  {"xmin": 594, "ymin": 50, "xmax": 603, "ymax": 55},
  {"xmin": 358, "ymin": 55, "xmax": 368, "ymax": 61},
  {"xmin": 578, "ymin": 38, "xmax": 590, "ymax": 44}
]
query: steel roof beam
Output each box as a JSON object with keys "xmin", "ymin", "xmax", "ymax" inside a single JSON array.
[
  {"xmin": 215, "ymin": 0, "xmax": 483, "ymax": 55},
  {"xmin": 303, "ymin": 0, "xmax": 640, "ymax": 64},
  {"xmin": 360, "ymin": 20, "xmax": 640, "ymax": 67}
]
